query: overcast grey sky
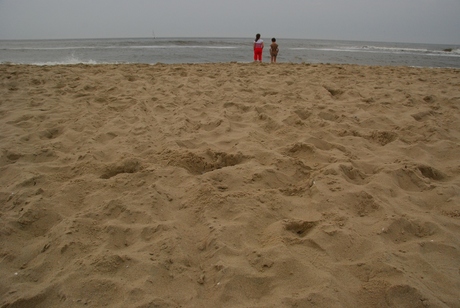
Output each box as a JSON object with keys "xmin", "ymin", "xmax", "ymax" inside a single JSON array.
[{"xmin": 0, "ymin": 0, "xmax": 459, "ymax": 44}]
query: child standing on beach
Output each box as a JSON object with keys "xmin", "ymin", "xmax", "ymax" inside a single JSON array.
[
  {"xmin": 253, "ymin": 34, "xmax": 264, "ymax": 62},
  {"xmin": 270, "ymin": 38, "xmax": 279, "ymax": 63}
]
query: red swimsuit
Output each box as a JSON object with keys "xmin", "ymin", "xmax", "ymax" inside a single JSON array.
[{"xmin": 254, "ymin": 39, "xmax": 263, "ymax": 61}]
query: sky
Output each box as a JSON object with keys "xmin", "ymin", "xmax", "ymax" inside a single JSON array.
[{"xmin": 0, "ymin": 0, "xmax": 459, "ymax": 44}]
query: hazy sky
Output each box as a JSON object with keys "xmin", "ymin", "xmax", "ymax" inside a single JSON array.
[{"xmin": 1, "ymin": 0, "xmax": 459, "ymax": 44}]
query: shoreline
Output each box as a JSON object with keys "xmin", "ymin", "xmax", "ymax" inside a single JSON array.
[
  {"xmin": 2, "ymin": 61, "xmax": 460, "ymax": 70},
  {"xmin": 1, "ymin": 37, "xmax": 459, "ymax": 69}
]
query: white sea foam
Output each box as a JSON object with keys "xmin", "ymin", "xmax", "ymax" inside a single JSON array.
[
  {"xmin": 289, "ymin": 45, "xmax": 460, "ymax": 58},
  {"xmin": 32, "ymin": 54, "xmax": 102, "ymax": 65}
]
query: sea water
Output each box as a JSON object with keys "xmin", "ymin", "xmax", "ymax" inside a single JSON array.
[{"xmin": 0, "ymin": 37, "xmax": 459, "ymax": 68}]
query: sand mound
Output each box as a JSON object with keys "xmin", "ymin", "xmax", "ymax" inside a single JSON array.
[{"xmin": 1, "ymin": 63, "xmax": 459, "ymax": 307}]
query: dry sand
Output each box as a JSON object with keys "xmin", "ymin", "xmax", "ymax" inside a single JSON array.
[{"xmin": 0, "ymin": 62, "xmax": 459, "ymax": 307}]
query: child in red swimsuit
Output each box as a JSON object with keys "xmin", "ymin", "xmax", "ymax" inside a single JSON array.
[{"xmin": 253, "ymin": 33, "xmax": 264, "ymax": 62}]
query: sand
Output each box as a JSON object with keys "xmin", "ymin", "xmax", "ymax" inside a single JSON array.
[{"xmin": 0, "ymin": 62, "xmax": 459, "ymax": 307}]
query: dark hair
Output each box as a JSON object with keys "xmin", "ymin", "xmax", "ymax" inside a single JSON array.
[
  {"xmin": 271, "ymin": 38, "xmax": 276, "ymax": 42},
  {"xmin": 255, "ymin": 33, "xmax": 261, "ymax": 42}
]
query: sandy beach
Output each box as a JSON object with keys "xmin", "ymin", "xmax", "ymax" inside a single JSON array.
[{"xmin": 1, "ymin": 62, "xmax": 459, "ymax": 307}]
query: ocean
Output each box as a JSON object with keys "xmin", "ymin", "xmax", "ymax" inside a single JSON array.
[{"xmin": 0, "ymin": 37, "xmax": 459, "ymax": 68}]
